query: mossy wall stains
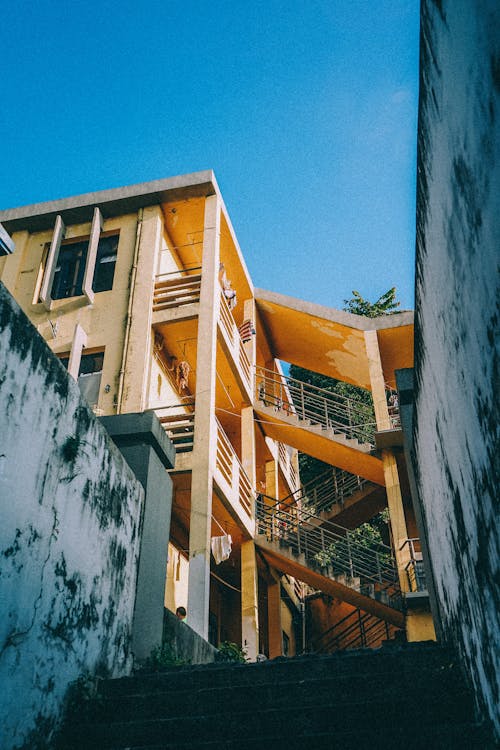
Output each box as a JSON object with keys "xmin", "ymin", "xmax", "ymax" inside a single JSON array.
[
  {"xmin": 414, "ymin": 0, "xmax": 500, "ymax": 737},
  {"xmin": 0, "ymin": 283, "xmax": 144, "ymax": 750}
]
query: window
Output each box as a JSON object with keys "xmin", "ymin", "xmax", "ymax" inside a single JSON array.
[
  {"xmin": 282, "ymin": 630, "xmax": 290, "ymax": 656},
  {"xmin": 51, "ymin": 234, "xmax": 118, "ymax": 300},
  {"xmin": 59, "ymin": 351, "xmax": 104, "ymax": 409}
]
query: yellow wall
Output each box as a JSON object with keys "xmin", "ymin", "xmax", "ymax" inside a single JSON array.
[
  {"xmin": 0, "ymin": 214, "xmax": 139, "ymax": 416},
  {"xmin": 165, "ymin": 542, "xmax": 189, "ymax": 614}
]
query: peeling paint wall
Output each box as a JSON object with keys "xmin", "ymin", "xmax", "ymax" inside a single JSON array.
[
  {"xmin": 414, "ymin": 0, "xmax": 500, "ymax": 736},
  {"xmin": 0, "ymin": 282, "xmax": 145, "ymax": 749}
]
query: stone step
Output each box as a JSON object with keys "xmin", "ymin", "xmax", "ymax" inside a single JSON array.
[
  {"xmin": 100, "ymin": 721, "xmax": 494, "ymax": 750},
  {"xmin": 99, "ymin": 645, "xmax": 454, "ymax": 698},
  {"xmin": 85, "ymin": 667, "xmax": 471, "ymax": 724},
  {"xmin": 99, "ymin": 645, "xmax": 455, "ymax": 698},
  {"xmin": 58, "ymin": 696, "xmax": 482, "ymax": 750}
]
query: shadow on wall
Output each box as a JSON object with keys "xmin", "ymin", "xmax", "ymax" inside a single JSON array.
[{"xmin": 0, "ymin": 282, "xmax": 145, "ymax": 750}]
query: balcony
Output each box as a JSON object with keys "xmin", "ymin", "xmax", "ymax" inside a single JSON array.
[
  {"xmin": 152, "ymin": 269, "xmax": 201, "ymax": 324},
  {"xmin": 155, "ymin": 407, "xmax": 254, "ymax": 534},
  {"xmin": 214, "ymin": 417, "xmax": 255, "ymax": 536}
]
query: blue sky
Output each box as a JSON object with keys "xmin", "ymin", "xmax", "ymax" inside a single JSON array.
[{"xmin": 0, "ymin": 0, "xmax": 420, "ymax": 310}]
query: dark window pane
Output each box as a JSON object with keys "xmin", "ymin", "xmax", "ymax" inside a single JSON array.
[
  {"xmin": 93, "ymin": 235, "xmax": 118, "ymax": 293},
  {"xmin": 51, "ymin": 241, "xmax": 87, "ymax": 299},
  {"xmin": 78, "ymin": 352, "xmax": 104, "ymax": 376}
]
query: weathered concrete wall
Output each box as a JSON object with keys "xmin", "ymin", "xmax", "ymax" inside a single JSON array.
[
  {"xmin": 0, "ymin": 283, "xmax": 145, "ymax": 749},
  {"xmin": 162, "ymin": 608, "xmax": 218, "ymax": 665},
  {"xmin": 414, "ymin": 0, "xmax": 500, "ymax": 735}
]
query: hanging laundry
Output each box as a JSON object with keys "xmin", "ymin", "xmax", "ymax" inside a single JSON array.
[
  {"xmin": 211, "ymin": 534, "xmax": 232, "ymax": 564},
  {"xmin": 176, "ymin": 361, "xmax": 190, "ymax": 392},
  {"xmin": 238, "ymin": 319, "xmax": 256, "ymax": 343}
]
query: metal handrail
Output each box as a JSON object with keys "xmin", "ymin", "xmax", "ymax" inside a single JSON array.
[
  {"xmin": 400, "ymin": 538, "xmax": 426, "ymax": 592},
  {"xmin": 255, "ymin": 366, "xmax": 376, "ymax": 445},
  {"xmin": 256, "ymin": 499, "xmax": 400, "ymax": 608},
  {"xmin": 270, "ymin": 465, "xmax": 369, "ymax": 515},
  {"xmin": 312, "ymin": 607, "xmax": 395, "ymax": 653}
]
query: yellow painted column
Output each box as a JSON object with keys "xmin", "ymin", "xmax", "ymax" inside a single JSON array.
[
  {"xmin": 243, "ymin": 297, "xmax": 256, "ymax": 393},
  {"xmin": 364, "ymin": 331, "xmax": 435, "ymax": 642},
  {"xmin": 265, "ymin": 458, "xmax": 279, "ymax": 501},
  {"xmin": 265, "ymin": 458, "xmax": 280, "ymax": 539},
  {"xmin": 364, "ymin": 330, "xmax": 411, "ymax": 589},
  {"xmin": 120, "ymin": 206, "xmax": 162, "ymax": 413},
  {"xmin": 267, "ymin": 577, "xmax": 283, "ymax": 658},
  {"xmin": 241, "ymin": 406, "xmax": 256, "ymax": 487},
  {"xmin": 187, "ymin": 194, "xmax": 221, "ymax": 639},
  {"xmin": 241, "ymin": 540, "xmax": 259, "ymax": 661},
  {"xmin": 240, "ymin": 405, "xmax": 259, "ymax": 653}
]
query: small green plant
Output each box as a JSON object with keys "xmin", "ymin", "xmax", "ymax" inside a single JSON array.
[
  {"xmin": 145, "ymin": 643, "xmax": 189, "ymax": 670},
  {"xmin": 216, "ymin": 641, "xmax": 248, "ymax": 663}
]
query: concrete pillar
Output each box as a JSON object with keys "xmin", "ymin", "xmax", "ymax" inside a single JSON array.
[
  {"xmin": 241, "ymin": 406, "xmax": 256, "ymax": 488},
  {"xmin": 267, "ymin": 578, "xmax": 283, "ymax": 658},
  {"xmin": 187, "ymin": 194, "xmax": 221, "ymax": 639},
  {"xmin": 100, "ymin": 411, "xmax": 175, "ymax": 661},
  {"xmin": 120, "ymin": 206, "xmax": 163, "ymax": 413},
  {"xmin": 265, "ymin": 458, "xmax": 279, "ymax": 501},
  {"xmin": 243, "ymin": 297, "xmax": 257, "ymax": 392},
  {"xmin": 364, "ymin": 331, "xmax": 411, "ymax": 590},
  {"xmin": 241, "ymin": 540, "xmax": 259, "ymax": 661}
]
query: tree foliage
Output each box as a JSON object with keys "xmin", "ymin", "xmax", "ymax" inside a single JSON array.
[{"xmin": 343, "ymin": 287, "xmax": 400, "ymax": 317}]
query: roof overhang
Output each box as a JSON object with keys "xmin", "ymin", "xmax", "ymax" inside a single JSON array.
[
  {"xmin": 255, "ymin": 289, "xmax": 414, "ymax": 390},
  {"xmin": 0, "ymin": 171, "xmax": 217, "ymax": 234}
]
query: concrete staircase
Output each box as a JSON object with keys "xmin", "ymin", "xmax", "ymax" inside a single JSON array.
[
  {"xmin": 254, "ymin": 401, "xmax": 384, "ymax": 485},
  {"xmin": 254, "ymin": 535, "xmax": 404, "ymax": 628},
  {"xmin": 56, "ymin": 644, "xmax": 494, "ymax": 749}
]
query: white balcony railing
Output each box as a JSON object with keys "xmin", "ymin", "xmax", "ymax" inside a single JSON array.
[
  {"xmin": 215, "ymin": 417, "xmax": 254, "ymax": 521},
  {"xmin": 218, "ymin": 292, "xmax": 252, "ymax": 394},
  {"xmin": 153, "ymin": 270, "xmax": 202, "ymax": 312}
]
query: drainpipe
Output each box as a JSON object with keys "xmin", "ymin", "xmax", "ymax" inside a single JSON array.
[{"xmin": 116, "ymin": 207, "xmax": 144, "ymax": 413}]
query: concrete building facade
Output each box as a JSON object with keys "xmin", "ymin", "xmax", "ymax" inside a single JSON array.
[{"xmin": 0, "ymin": 171, "xmax": 430, "ymax": 661}]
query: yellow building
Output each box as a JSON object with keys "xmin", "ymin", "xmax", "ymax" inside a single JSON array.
[{"xmin": 0, "ymin": 171, "xmax": 433, "ymax": 658}]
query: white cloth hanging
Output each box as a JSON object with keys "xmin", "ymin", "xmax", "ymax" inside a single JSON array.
[{"xmin": 211, "ymin": 534, "xmax": 232, "ymax": 564}]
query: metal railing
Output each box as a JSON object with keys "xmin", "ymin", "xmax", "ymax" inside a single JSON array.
[
  {"xmin": 215, "ymin": 418, "xmax": 253, "ymax": 519},
  {"xmin": 256, "ymin": 367, "xmax": 377, "ymax": 446},
  {"xmin": 256, "ymin": 499, "xmax": 401, "ymax": 609},
  {"xmin": 312, "ymin": 607, "xmax": 397, "ymax": 653},
  {"xmin": 385, "ymin": 383, "xmax": 401, "ymax": 428},
  {"xmin": 153, "ymin": 268, "xmax": 202, "ymax": 311},
  {"xmin": 400, "ymin": 538, "xmax": 426, "ymax": 592},
  {"xmin": 274, "ymin": 465, "xmax": 369, "ymax": 516}
]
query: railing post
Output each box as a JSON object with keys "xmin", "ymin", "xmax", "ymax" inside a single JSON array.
[
  {"xmin": 376, "ymin": 552, "xmax": 382, "ymax": 583},
  {"xmin": 300, "ymin": 381, "xmax": 305, "ymax": 421},
  {"xmin": 346, "ymin": 533, "xmax": 354, "ymax": 578}
]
